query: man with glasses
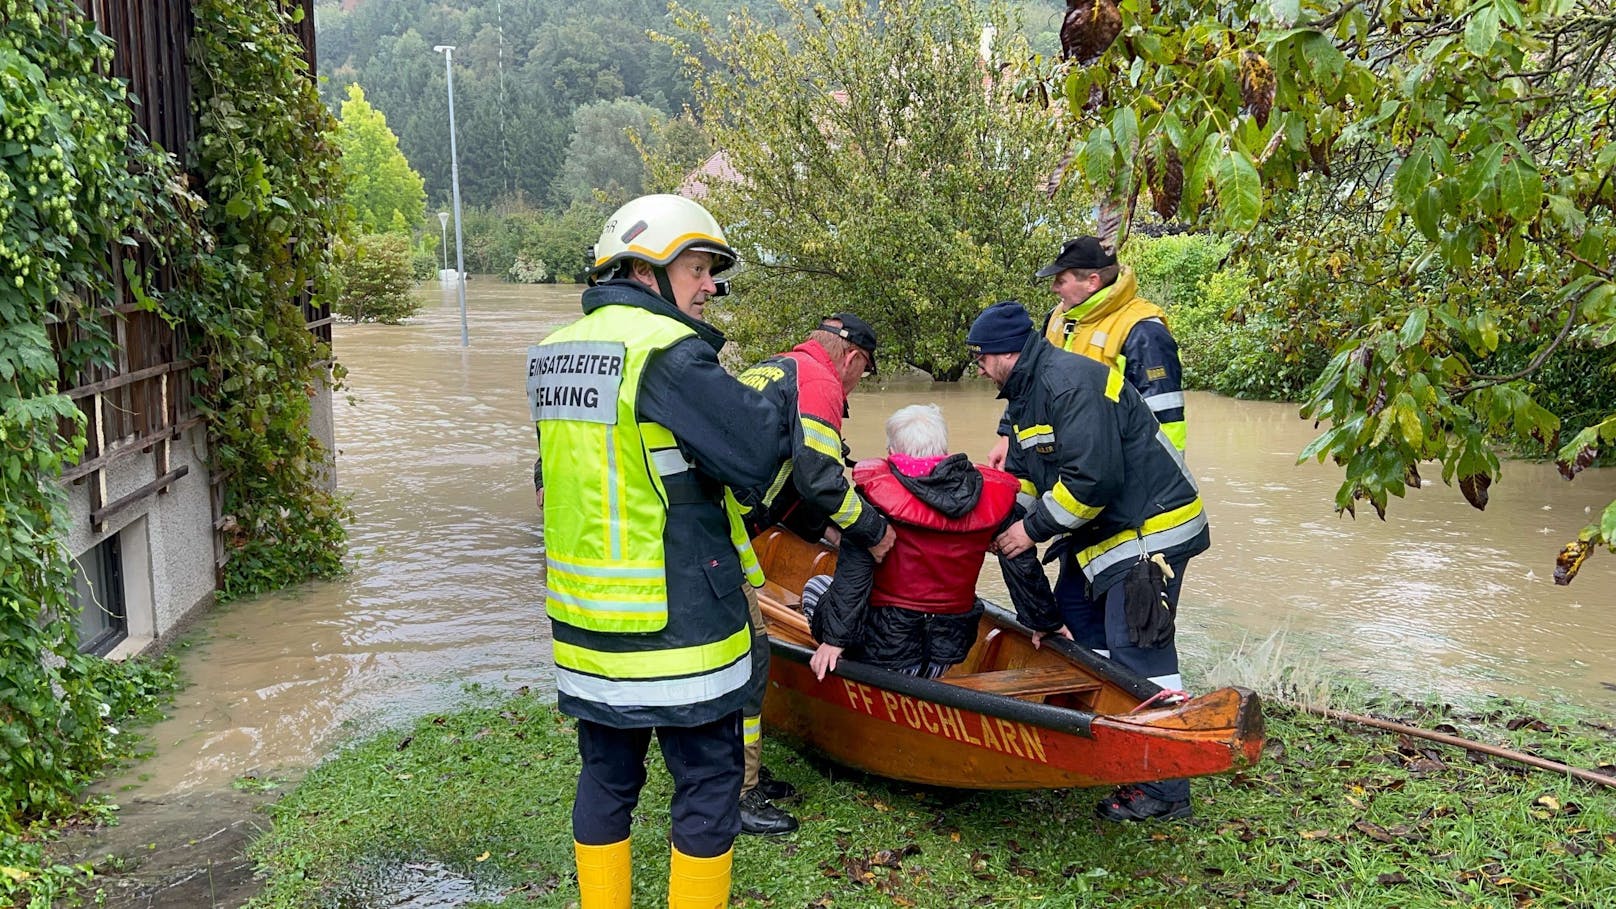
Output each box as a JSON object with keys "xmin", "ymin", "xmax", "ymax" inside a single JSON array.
[
  {"xmin": 732, "ymin": 312, "xmax": 895, "ymax": 835},
  {"xmin": 968, "ymin": 299, "xmax": 1209, "ymax": 823}
]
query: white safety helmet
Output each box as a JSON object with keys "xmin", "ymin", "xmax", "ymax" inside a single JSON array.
[{"xmin": 588, "ymin": 194, "xmax": 738, "ymax": 282}]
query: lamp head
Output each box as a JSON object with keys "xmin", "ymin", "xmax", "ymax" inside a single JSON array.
[
  {"xmin": 438, "ymin": 211, "xmax": 450, "ymax": 227},
  {"xmin": 433, "ymin": 44, "xmax": 454, "ymax": 54}
]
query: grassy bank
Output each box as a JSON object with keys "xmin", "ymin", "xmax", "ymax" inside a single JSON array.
[{"xmin": 244, "ymin": 686, "xmax": 1616, "ymax": 909}]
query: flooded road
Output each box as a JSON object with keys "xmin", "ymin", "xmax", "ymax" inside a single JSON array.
[{"xmin": 114, "ymin": 279, "xmax": 1616, "ymax": 800}]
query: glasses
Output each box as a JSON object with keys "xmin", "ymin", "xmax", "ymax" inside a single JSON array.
[{"xmin": 852, "ymin": 349, "xmax": 873, "ymax": 378}]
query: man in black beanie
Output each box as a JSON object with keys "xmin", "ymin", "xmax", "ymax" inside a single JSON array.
[{"xmin": 967, "ymin": 300, "xmax": 1211, "ymax": 822}]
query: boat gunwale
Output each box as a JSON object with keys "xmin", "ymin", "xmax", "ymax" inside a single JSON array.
[{"xmin": 768, "ymin": 634, "xmax": 1098, "ymax": 738}]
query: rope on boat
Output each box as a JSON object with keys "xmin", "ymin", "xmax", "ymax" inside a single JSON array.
[{"xmin": 1128, "ymin": 688, "xmax": 1189, "ymax": 713}]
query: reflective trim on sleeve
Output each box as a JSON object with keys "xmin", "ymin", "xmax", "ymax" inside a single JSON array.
[
  {"xmin": 1016, "ymin": 492, "xmax": 1039, "ymax": 512},
  {"xmin": 761, "ymin": 460, "xmax": 794, "ymax": 507},
  {"xmin": 801, "ymin": 418, "xmax": 843, "ymax": 460},
  {"xmin": 1143, "ymin": 391, "xmax": 1185, "ymax": 413},
  {"xmin": 743, "ymin": 715, "xmax": 762, "ymax": 745},
  {"xmin": 1155, "ymin": 428, "xmax": 1197, "ymax": 489},
  {"xmin": 556, "ymin": 655, "xmax": 751, "ymax": 707},
  {"xmin": 831, "ymin": 487, "xmax": 864, "ymax": 527},
  {"xmin": 1019, "ymin": 478, "xmax": 1038, "ymax": 497},
  {"xmin": 1016, "ymin": 423, "xmax": 1055, "ymax": 449},
  {"xmin": 1042, "ymin": 481, "xmax": 1102, "ymax": 529},
  {"xmin": 1077, "ymin": 499, "xmax": 1208, "ymax": 581}
]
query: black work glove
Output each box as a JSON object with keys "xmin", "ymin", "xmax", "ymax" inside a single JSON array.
[{"xmin": 1122, "ymin": 553, "xmax": 1176, "ymax": 649}]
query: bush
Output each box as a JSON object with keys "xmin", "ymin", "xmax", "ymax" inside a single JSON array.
[
  {"xmin": 410, "ymin": 241, "xmax": 439, "ymax": 281},
  {"xmin": 449, "ymin": 198, "xmax": 608, "ymax": 282},
  {"xmin": 1125, "ymin": 234, "xmax": 1324, "ymax": 401},
  {"xmin": 1124, "ymin": 233, "xmax": 1229, "ymax": 310},
  {"xmin": 332, "ymin": 233, "xmax": 422, "ymax": 324},
  {"xmin": 508, "ymin": 252, "xmax": 550, "ymax": 283}
]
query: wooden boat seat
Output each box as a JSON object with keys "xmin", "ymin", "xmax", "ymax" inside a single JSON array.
[{"xmin": 946, "ymin": 665, "xmax": 1104, "ymax": 700}]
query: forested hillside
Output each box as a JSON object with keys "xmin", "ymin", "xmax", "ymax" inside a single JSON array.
[{"xmin": 313, "ymin": 0, "xmax": 1063, "ymax": 208}]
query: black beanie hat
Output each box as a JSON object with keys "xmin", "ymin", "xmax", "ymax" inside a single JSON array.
[{"xmin": 966, "ymin": 300, "xmax": 1034, "ymax": 355}]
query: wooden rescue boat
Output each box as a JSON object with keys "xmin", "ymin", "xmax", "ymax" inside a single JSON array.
[{"xmin": 753, "ymin": 528, "xmax": 1265, "ymax": 789}]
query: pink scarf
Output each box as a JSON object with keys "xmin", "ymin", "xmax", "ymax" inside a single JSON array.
[{"xmin": 888, "ymin": 452, "xmax": 947, "ymax": 477}]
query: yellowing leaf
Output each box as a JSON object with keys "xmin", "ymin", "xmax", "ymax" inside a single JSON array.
[
  {"xmin": 475, "ymin": 851, "xmax": 491, "ymax": 862},
  {"xmin": 1, "ymin": 866, "xmax": 32, "ymax": 883},
  {"xmin": 1536, "ymin": 795, "xmax": 1561, "ymax": 811}
]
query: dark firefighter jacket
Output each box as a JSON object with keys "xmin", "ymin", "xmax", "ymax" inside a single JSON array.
[{"xmin": 999, "ymin": 333, "xmax": 1209, "ymax": 597}]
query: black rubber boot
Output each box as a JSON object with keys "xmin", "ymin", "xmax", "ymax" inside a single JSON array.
[
  {"xmin": 756, "ymin": 765, "xmax": 798, "ymax": 802},
  {"xmin": 739, "ymin": 788, "xmax": 799, "ymax": 836}
]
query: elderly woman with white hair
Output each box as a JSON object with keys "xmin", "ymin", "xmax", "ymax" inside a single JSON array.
[{"xmin": 804, "ymin": 404, "xmax": 1068, "ymax": 681}]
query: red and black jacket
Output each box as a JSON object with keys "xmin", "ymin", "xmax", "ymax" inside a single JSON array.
[
  {"xmin": 855, "ymin": 456, "xmax": 1018, "ymax": 614},
  {"xmin": 736, "ymin": 342, "xmax": 888, "ymax": 548}
]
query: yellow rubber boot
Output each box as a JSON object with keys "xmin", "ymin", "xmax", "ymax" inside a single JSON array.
[
  {"xmin": 575, "ymin": 839, "xmax": 631, "ymax": 909},
  {"xmin": 668, "ymin": 846, "xmax": 732, "ymax": 909}
]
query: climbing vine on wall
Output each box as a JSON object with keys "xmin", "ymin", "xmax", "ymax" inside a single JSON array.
[
  {"xmin": 0, "ymin": 0, "xmax": 180, "ymax": 836},
  {"xmin": 179, "ymin": 0, "xmax": 350, "ymax": 600},
  {"xmin": 1, "ymin": 0, "xmax": 349, "ymax": 869}
]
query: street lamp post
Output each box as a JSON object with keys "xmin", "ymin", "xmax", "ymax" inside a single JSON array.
[
  {"xmin": 437, "ymin": 211, "xmax": 450, "ymax": 276},
  {"xmin": 434, "ymin": 44, "xmax": 469, "ymax": 348}
]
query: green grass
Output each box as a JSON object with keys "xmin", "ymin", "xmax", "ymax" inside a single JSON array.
[{"xmin": 244, "ymin": 688, "xmax": 1616, "ymax": 909}]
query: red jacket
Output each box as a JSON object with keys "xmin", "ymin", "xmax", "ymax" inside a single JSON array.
[{"xmin": 853, "ymin": 457, "xmax": 1019, "ymax": 614}]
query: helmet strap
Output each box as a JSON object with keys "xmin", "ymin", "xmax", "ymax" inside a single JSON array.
[{"xmin": 652, "ymin": 265, "xmax": 678, "ymax": 309}]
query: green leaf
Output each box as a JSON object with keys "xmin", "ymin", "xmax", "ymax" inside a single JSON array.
[
  {"xmin": 1064, "ymin": 69, "xmax": 1089, "ymax": 114},
  {"xmin": 1578, "ymin": 281, "xmax": 1616, "ymax": 322},
  {"xmin": 1496, "ymin": 155, "xmax": 1542, "ymax": 221},
  {"xmin": 1085, "ymin": 124, "xmax": 1116, "ymax": 190},
  {"xmin": 1465, "ymin": 3, "xmax": 1500, "ymax": 55},
  {"xmin": 1398, "ymin": 308, "xmax": 1428, "ymax": 348},
  {"xmin": 1414, "ymin": 186, "xmax": 1443, "ymax": 240},
  {"xmin": 1601, "ymin": 499, "xmax": 1616, "ymax": 543},
  {"xmin": 1296, "ymin": 31, "xmax": 1345, "ymax": 93},
  {"xmin": 1397, "ymin": 395, "xmax": 1423, "ymax": 449},
  {"xmin": 1545, "ymin": 194, "xmax": 1588, "ymax": 235},
  {"xmin": 1392, "ymin": 140, "xmax": 1434, "ymax": 207},
  {"xmin": 1110, "ymin": 107, "xmax": 1140, "ymax": 161},
  {"xmin": 1460, "ymin": 143, "xmax": 1505, "ymax": 212},
  {"xmin": 1269, "ymin": 0, "xmax": 1301, "ymax": 24},
  {"xmin": 1214, "ymin": 148, "xmax": 1262, "ymax": 231}
]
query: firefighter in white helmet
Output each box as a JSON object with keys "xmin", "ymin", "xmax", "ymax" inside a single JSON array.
[{"xmin": 529, "ymin": 194, "xmax": 782, "ymax": 907}]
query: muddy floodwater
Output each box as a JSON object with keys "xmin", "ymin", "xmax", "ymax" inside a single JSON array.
[{"xmin": 112, "ymin": 280, "xmax": 1616, "ymax": 804}]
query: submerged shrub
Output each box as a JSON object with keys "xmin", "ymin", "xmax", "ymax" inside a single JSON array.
[{"xmin": 334, "ymin": 233, "xmax": 421, "ymax": 324}]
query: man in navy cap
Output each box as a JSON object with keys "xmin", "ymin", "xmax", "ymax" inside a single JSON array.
[
  {"xmin": 989, "ymin": 237, "xmax": 1186, "ymax": 465},
  {"xmin": 731, "ymin": 312, "xmax": 895, "ymax": 836},
  {"xmin": 1037, "ymin": 236, "xmax": 1186, "ymax": 449},
  {"xmin": 968, "ymin": 299, "xmax": 1210, "ymax": 822}
]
